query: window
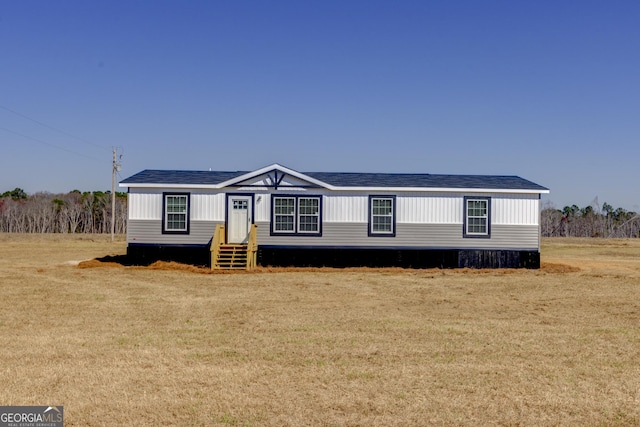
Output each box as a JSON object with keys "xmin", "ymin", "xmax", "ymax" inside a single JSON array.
[
  {"xmin": 369, "ymin": 196, "xmax": 396, "ymax": 236},
  {"xmin": 271, "ymin": 195, "xmax": 322, "ymax": 236},
  {"xmin": 163, "ymin": 193, "xmax": 189, "ymax": 234},
  {"xmin": 233, "ymin": 199, "xmax": 248, "ymax": 211},
  {"xmin": 298, "ymin": 197, "xmax": 320, "ymax": 233},
  {"xmin": 464, "ymin": 197, "xmax": 490, "ymax": 238},
  {"xmin": 274, "ymin": 197, "xmax": 295, "ymax": 232}
]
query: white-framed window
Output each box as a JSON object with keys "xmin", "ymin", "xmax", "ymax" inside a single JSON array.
[
  {"xmin": 271, "ymin": 195, "xmax": 322, "ymax": 236},
  {"xmin": 298, "ymin": 197, "xmax": 320, "ymax": 233},
  {"xmin": 464, "ymin": 197, "xmax": 490, "ymax": 237},
  {"xmin": 274, "ymin": 197, "xmax": 295, "ymax": 233},
  {"xmin": 163, "ymin": 193, "xmax": 189, "ymax": 234},
  {"xmin": 369, "ymin": 196, "xmax": 396, "ymax": 236}
]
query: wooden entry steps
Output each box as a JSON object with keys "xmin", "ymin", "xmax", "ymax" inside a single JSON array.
[
  {"xmin": 210, "ymin": 224, "xmax": 258, "ymax": 270},
  {"xmin": 214, "ymin": 244, "xmax": 249, "ymax": 269}
]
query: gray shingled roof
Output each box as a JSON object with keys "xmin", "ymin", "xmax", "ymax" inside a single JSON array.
[
  {"xmin": 121, "ymin": 170, "xmax": 246, "ymax": 185},
  {"xmin": 121, "ymin": 169, "xmax": 548, "ymax": 191},
  {"xmin": 305, "ymin": 172, "xmax": 548, "ymax": 190}
]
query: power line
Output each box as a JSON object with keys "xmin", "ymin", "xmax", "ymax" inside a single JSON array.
[
  {"xmin": 0, "ymin": 126, "xmax": 100, "ymax": 161},
  {"xmin": 1, "ymin": 106, "xmax": 124, "ymax": 206},
  {"xmin": 0, "ymin": 104, "xmax": 109, "ymax": 151}
]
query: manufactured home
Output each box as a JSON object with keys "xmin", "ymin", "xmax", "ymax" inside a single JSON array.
[{"xmin": 120, "ymin": 163, "xmax": 549, "ymax": 269}]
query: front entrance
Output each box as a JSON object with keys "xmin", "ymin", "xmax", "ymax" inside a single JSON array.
[{"xmin": 227, "ymin": 195, "xmax": 253, "ymax": 244}]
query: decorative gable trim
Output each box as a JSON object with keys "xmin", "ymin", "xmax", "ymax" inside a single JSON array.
[
  {"xmin": 226, "ymin": 166, "xmax": 323, "ymax": 189},
  {"xmin": 215, "ymin": 164, "xmax": 334, "ymax": 190}
]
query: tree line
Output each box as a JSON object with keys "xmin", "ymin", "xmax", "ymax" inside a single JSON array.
[
  {"xmin": 0, "ymin": 188, "xmax": 127, "ymax": 234},
  {"xmin": 2, "ymin": 188, "xmax": 639, "ymax": 238},
  {"xmin": 541, "ymin": 202, "xmax": 640, "ymax": 238}
]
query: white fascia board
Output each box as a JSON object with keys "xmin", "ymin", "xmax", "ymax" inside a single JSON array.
[
  {"xmin": 215, "ymin": 163, "xmax": 333, "ymax": 189},
  {"xmin": 322, "ymin": 186, "xmax": 550, "ymax": 194},
  {"xmin": 120, "ymin": 181, "xmax": 549, "ymax": 195},
  {"xmin": 119, "ymin": 183, "xmax": 219, "ymax": 190}
]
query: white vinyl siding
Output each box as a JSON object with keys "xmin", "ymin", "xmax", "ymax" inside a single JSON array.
[
  {"xmin": 492, "ymin": 197, "xmax": 539, "ymax": 225},
  {"xmin": 323, "ymin": 193, "xmax": 463, "ymax": 224},
  {"xmin": 396, "ymin": 195, "xmax": 461, "ymax": 224},
  {"xmin": 128, "ymin": 193, "xmax": 162, "ymax": 220},
  {"xmin": 322, "ymin": 194, "xmax": 368, "ymax": 222},
  {"xmin": 128, "ymin": 191, "xmax": 225, "ymax": 221},
  {"xmin": 128, "ymin": 192, "xmax": 540, "ymax": 226},
  {"xmin": 191, "ymin": 193, "xmax": 225, "ymax": 221},
  {"xmin": 126, "ymin": 187, "xmax": 542, "ymax": 250}
]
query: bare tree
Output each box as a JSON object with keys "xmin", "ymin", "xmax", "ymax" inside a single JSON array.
[
  {"xmin": 0, "ymin": 190, "xmax": 127, "ymax": 235},
  {"xmin": 542, "ymin": 202, "xmax": 640, "ymax": 238}
]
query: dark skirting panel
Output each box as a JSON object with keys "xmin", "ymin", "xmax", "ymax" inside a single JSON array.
[
  {"xmin": 126, "ymin": 244, "xmax": 540, "ymax": 269},
  {"xmin": 457, "ymin": 250, "xmax": 540, "ymax": 269},
  {"xmin": 127, "ymin": 244, "xmax": 210, "ymax": 267},
  {"xmin": 258, "ymin": 247, "xmax": 540, "ymax": 269}
]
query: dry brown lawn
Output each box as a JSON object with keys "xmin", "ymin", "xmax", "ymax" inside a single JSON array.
[{"xmin": 1, "ymin": 234, "xmax": 639, "ymax": 426}]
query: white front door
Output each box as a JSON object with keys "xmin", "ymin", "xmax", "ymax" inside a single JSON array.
[{"xmin": 228, "ymin": 195, "xmax": 252, "ymax": 244}]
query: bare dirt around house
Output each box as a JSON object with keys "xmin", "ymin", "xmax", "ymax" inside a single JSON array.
[{"xmin": 1, "ymin": 234, "xmax": 639, "ymax": 426}]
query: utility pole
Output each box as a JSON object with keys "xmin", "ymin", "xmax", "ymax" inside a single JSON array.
[{"xmin": 111, "ymin": 147, "xmax": 122, "ymax": 242}]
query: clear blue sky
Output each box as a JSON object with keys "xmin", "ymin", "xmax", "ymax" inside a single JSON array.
[{"xmin": 1, "ymin": 1, "xmax": 639, "ymax": 210}]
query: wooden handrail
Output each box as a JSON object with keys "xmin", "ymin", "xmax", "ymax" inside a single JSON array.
[
  {"xmin": 246, "ymin": 224, "xmax": 258, "ymax": 270},
  {"xmin": 211, "ymin": 223, "xmax": 257, "ymax": 270},
  {"xmin": 210, "ymin": 224, "xmax": 226, "ymax": 269}
]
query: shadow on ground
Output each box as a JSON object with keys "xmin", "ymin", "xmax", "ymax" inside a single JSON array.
[
  {"xmin": 94, "ymin": 254, "xmax": 136, "ymax": 266},
  {"xmin": 86, "ymin": 254, "xmax": 211, "ymax": 270}
]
